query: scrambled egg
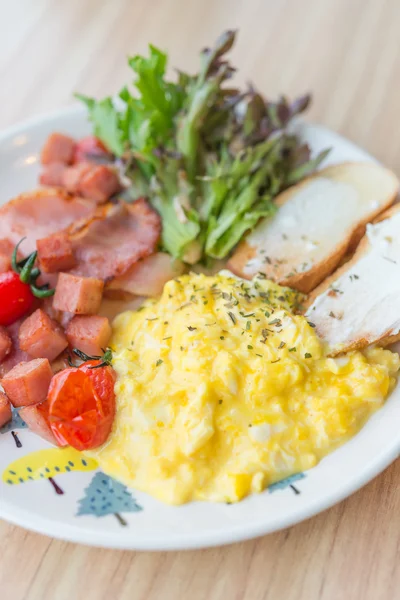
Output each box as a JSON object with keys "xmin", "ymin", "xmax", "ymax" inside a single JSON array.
[{"xmin": 89, "ymin": 272, "xmax": 399, "ymax": 505}]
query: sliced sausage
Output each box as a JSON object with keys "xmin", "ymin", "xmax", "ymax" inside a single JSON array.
[
  {"xmin": 2, "ymin": 358, "xmax": 53, "ymax": 407},
  {"xmin": 0, "ymin": 326, "xmax": 12, "ymax": 362},
  {"xmin": 53, "ymin": 273, "xmax": 104, "ymax": 314},
  {"xmin": 41, "ymin": 133, "xmax": 76, "ymax": 165},
  {"xmin": 19, "ymin": 401, "xmax": 62, "ymax": 446},
  {"xmin": 66, "ymin": 315, "xmax": 111, "ymax": 356},
  {"xmin": 39, "ymin": 162, "xmax": 67, "ymax": 187},
  {"xmin": 78, "ymin": 165, "xmax": 121, "ymax": 204},
  {"xmin": 19, "ymin": 309, "xmax": 68, "ymax": 361},
  {"xmin": 37, "ymin": 231, "xmax": 76, "ymax": 273},
  {"xmin": 0, "ymin": 391, "xmax": 12, "ymax": 428}
]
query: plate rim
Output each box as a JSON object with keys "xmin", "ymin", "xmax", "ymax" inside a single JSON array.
[
  {"xmin": 1, "ymin": 439, "xmax": 399, "ymax": 550},
  {"xmin": 0, "ymin": 104, "xmax": 398, "ymax": 550}
]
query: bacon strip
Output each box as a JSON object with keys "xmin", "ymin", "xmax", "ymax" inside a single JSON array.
[
  {"xmin": 0, "ymin": 188, "xmax": 98, "ymax": 254},
  {"xmin": 70, "ymin": 198, "xmax": 161, "ymax": 282},
  {"xmin": 106, "ymin": 252, "xmax": 186, "ymax": 298}
]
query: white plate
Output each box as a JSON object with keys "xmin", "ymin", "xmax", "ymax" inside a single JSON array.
[{"xmin": 0, "ymin": 106, "xmax": 399, "ymax": 551}]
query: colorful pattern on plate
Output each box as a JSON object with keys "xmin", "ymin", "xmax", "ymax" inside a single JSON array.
[
  {"xmin": 0, "ymin": 408, "xmax": 28, "ymax": 448},
  {"xmin": 1, "ymin": 447, "xmax": 305, "ymax": 526},
  {"xmin": 0, "ymin": 409, "xmax": 28, "ymax": 434},
  {"xmin": 77, "ymin": 472, "xmax": 142, "ymax": 526},
  {"xmin": 2, "ymin": 447, "xmax": 98, "ymax": 494},
  {"xmin": 268, "ymin": 472, "xmax": 306, "ymax": 494}
]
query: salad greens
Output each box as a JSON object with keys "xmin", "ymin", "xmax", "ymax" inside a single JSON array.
[{"xmin": 77, "ymin": 30, "xmax": 328, "ymax": 264}]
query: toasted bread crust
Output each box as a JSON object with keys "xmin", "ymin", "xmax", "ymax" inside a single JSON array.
[
  {"xmin": 228, "ymin": 162, "xmax": 399, "ymax": 294},
  {"xmin": 306, "ymin": 203, "xmax": 400, "ymax": 309},
  {"xmin": 305, "ymin": 203, "xmax": 400, "ymax": 354}
]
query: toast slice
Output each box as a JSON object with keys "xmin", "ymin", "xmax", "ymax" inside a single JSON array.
[
  {"xmin": 228, "ymin": 162, "xmax": 399, "ymax": 293},
  {"xmin": 305, "ymin": 205, "xmax": 400, "ymax": 355}
]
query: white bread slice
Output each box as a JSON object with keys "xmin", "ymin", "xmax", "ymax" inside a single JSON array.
[
  {"xmin": 305, "ymin": 205, "xmax": 400, "ymax": 355},
  {"xmin": 228, "ymin": 162, "xmax": 399, "ymax": 293}
]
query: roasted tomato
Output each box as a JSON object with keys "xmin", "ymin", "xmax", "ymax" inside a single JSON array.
[
  {"xmin": 73, "ymin": 136, "xmax": 111, "ymax": 164},
  {"xmin": 47, "ymin": 357, "xmax": 116, "ymax": 451}
]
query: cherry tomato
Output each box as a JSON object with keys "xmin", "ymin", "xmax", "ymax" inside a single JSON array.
[
  {"xmin": 0, "ymin": 271, "xmax": 34, "ymax": 326},
  {"xmin": 47, "ymin": 360, "xmax": 116, "ymax": 451},
  {"xmin": 0, "ymin": 240, "xmax": 56, "ymax": 326},
  {"xmin": 73, "ymin": 136, "xmax": 110, "ymax": 164}
]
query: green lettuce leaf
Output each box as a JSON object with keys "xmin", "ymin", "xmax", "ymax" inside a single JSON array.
[
  {"xmin": 76, "ymin": 31, "xmax": 329, "ymax": 265},
  {"xmin": 75, "ymin": 94, "xmax": 125, "ymax": 156}
]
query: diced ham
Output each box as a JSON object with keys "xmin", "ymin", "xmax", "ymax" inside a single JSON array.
[
  {"xmin": 0, "ymin": 320, "xmax": 30, "ymax": 377},
  {"xmin": 58, "ymin": 311, "xmax": 75, "ymax": 329},
  {"xmin": 19, "ymin": 309, "xmax": 68, "ymax": 361},
  {"xmin": 42, "ymin": 298, "xmax": 74, "ymax": 330},
  {"xmin": 78, "ymin": 165, "xmax": 121, "ymax": 204},
  {"xmin": 53, "ymin": 273, "xmax": 104, "ymax": 314},
  {"xmin": 41, "ymin": 133, "xmax": 76, "ymax": 165},
  {"xmin": 39, "ymin": 162, "xmax": 67, "ymax": 187},
  {"xmin": 106, "ymin": 252, "xmax": 186, "ymax": 298},
  {"xmin": 1, "ymin": 358, "xmax": 53, "ymax": 407},
  {"xmin": 41, "ymin": 296, "xmax": 61, "ymax": 321},
  {"xmin": 66, "ymin": 315, "xmax": 111, "ymax": 356},
  {"xmin": 61, "ymin": 164, "xmax": 121, "ymax": 203},
  {"xmin": 73, "ymin": 136, "xmax": 111, "ymax": 164},
  {"xmin": 71, "ymin": 198, "xmax": 161, "ymax": 281},
  {"xmin": 0, "ymin": 391, "xmax": 12, "ymax": 428},
  {"xmin": 19, "ymin": 401, "xmax": 61, "ymax": 446},
  {"xmin": 37, "ymin": 231, "xmax": 76, "ymax": 273},
  {"xmin": 0, "ymin": 326, "xmax": 12, "ymax": 362},
  {"xmin": 0, "ymin": 189, "xmax": 98, "ymax": 255},
  {"xmin": 61, "ymin": 163, "xmax": 92, "ymax": 194}
]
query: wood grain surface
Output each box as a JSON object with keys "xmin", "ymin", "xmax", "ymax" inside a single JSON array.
[{"xmin": 1, "ymin": 0, "xmax": 400, "ymax": 598}]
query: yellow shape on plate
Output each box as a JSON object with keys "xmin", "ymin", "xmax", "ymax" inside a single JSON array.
[
  {"xmin": 88, "ymin": 272, "xmax": 399, "ymax": 505},
  {"xmin": 3, "ymin": 447, "xmax": 98, "ymax": 484}
]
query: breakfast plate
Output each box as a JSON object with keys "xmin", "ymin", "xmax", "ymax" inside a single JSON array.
[{"xmin": 1, "ymin": 103, "xmax": 400, "ymax": 550}]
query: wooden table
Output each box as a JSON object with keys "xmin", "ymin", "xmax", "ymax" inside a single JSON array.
[{"xmin": 1, "ymin": 0, "xmax": 400, "ymax": 598}]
